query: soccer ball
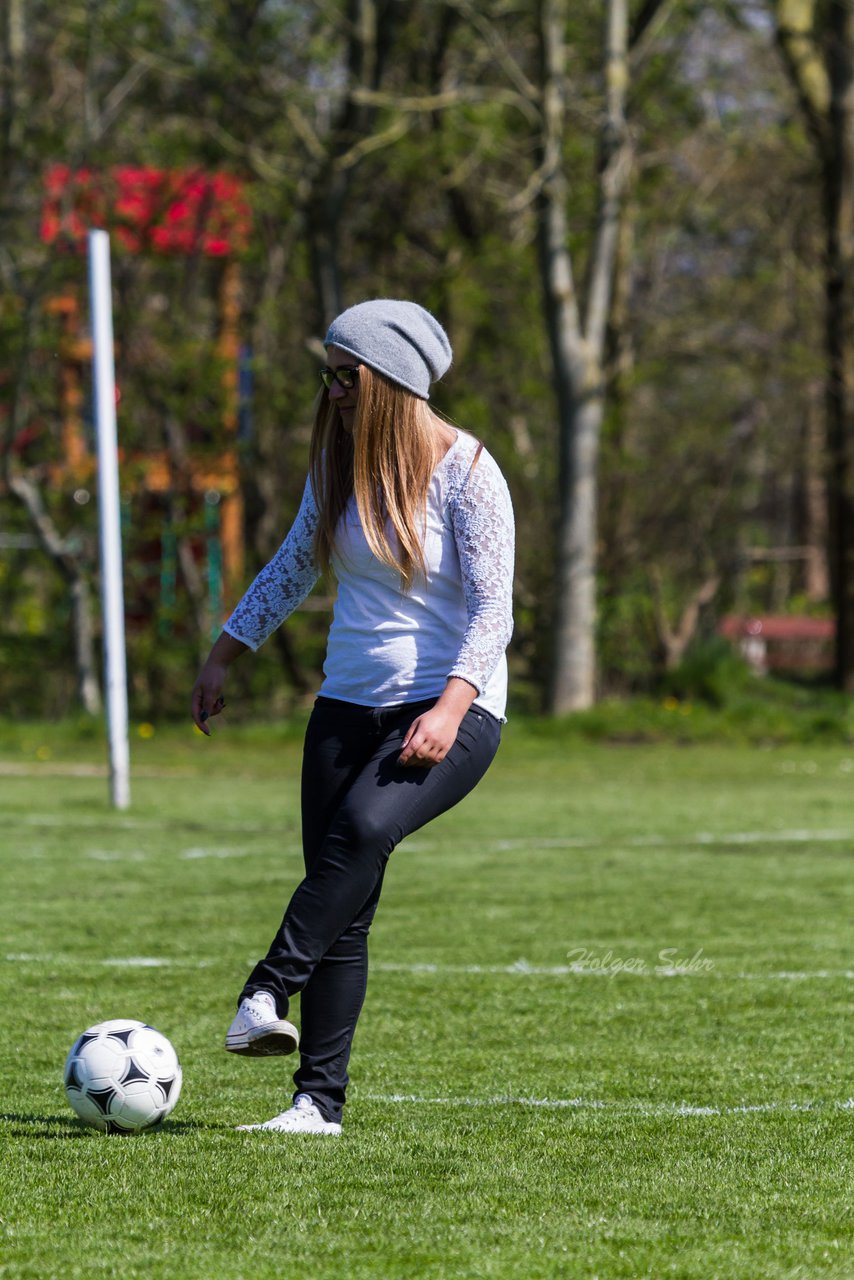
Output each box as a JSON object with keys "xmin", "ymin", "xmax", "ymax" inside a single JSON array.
[{"xmin": 64, "ymin": 1019, "xmax": 182, "ymax": 1133}]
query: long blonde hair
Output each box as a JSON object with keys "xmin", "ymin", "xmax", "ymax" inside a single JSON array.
[{"xmin": 309, "ymin": 364, "xmax": 442, "ymax": 589}]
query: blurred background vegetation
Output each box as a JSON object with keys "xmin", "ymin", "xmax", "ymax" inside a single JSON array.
[{"xmin": 0, "ymin": 0, "xmax": 847, "ymax": 726}]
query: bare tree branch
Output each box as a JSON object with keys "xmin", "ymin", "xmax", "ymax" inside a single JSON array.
[
  {"xmin": 6, "ymin": 475, "xmax": 101, "ymax": 713},
  {"xmin": 450, "ymin": 0, "xmax": 541, "ymax": 105},
  {"xmin": 98, "ymin": 53, "xmax": 155, "ymax": 135},
  {"xmin": 650, "ymin": 565, "xmax": 721, "ymax": 670},
  {"xmin": 585, "ymin": 0, "xmax": 632, "ymax": 353},
  {"xmin": 349, "ymin": 83, "xmax": 537, "ymax": 120},
  {"xmin": 774, "ymin": 0, "xmax": 831, "ymax": 158},
  {"xmin": 537, "ymin": 0, "xmax": 583, "ymax": 355},
  {"xmin": 335, "ymin": 113, "xmax": 412, "ymax": 169},
  {"xmin": 629, "ymin": 0, "xmax": 676, "ymax": 63}
]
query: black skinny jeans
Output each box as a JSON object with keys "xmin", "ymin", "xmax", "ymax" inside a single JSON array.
[{"xmin": 239, "ymin": 695, "xmax": 501, "ymax": 1123}]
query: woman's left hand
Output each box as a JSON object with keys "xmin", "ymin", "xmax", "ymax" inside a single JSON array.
[
  {"xmin": 398, "ymin": 705, "xmax": 463, "ymax": 767},
  {"xmin": 398, "ymin": 679, "xmax": 479, "ymax": 767}
]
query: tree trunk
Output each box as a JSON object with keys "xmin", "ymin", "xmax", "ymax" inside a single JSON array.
[
  {"xmin": 549, "ymin": 377, "xmax": 602, "ymax": 710},
  {"xmin": 7, "ymin": 474, "xmax": 102, "ymax": 715},
  {"xmin": 775, "ymin": 0, "xmax": 854, "ymax": 686},
  {"xmin": 826, "ymin": 0, "xmax": 854, "ymax": 688},
  {"xmin": 538, "ymin": 0, "xmax": 631, "ymax": 713},
  {"xmin": 69, "ymin": 575, "xmax": 102, "ymax": 715},
  {"xmin": 803, "ymin": 380, "xmax": 829, "ymax": 601}
]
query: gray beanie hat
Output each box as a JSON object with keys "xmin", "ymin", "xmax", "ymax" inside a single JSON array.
[{"xmin": 324, "ymin": 299, "xmax": 452, "ymax": 399}]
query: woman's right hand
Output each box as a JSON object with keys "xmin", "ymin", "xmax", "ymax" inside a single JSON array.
[
  {"xmin": 190, "ymin": 632, "xmax": 249, "ymax": 735},
  {"xmin": 191, "ymin": 661, "xmax": 229, "ymax": 735}
]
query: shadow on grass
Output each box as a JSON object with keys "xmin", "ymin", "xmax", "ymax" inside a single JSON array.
[{"xmin": 2, "ymin": 1112, "xmax": 222, "ymax": 1137}]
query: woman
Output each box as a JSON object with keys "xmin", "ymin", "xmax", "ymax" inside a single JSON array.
[{"xmin": 191, "ymin": 299, "xmax": 514, "ymax": 1135}]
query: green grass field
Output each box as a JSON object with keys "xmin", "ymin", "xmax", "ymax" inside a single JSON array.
[{"xmin": 1, "ymin": 719, "xmax": 851, "ymax": 1279}]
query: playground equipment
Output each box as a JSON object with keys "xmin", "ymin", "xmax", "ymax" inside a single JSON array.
[{"xmin": 41, "ymin": 165, "xmax": 252, "ymax": 634}]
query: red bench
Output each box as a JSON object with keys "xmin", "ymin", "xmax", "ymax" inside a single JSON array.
[{"xmin": 718, "ymin": 615, "xmax": 835, "ymax": 675}]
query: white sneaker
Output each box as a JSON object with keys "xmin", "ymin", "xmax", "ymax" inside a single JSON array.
[
  {"xmin": 236, "ymin": 1093, "xmax": 342, "ymax": 1136},
  {"xmin": 224, "ymin": 991, "xmax": 299, "ymax": 1056}
]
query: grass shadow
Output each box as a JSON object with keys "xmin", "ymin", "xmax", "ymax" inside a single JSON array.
[{"xmin": 1, "ymin": 1112, "xmax": 220, "ymax": 1138}]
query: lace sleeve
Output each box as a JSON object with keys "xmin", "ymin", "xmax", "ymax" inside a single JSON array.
[
  {"xmin": 222, "ymin": 476, "xmax": 320, "ymax": 652},
  {"xmin": 447, "ymin": 447, "xmax": 515, "ymax": 694}
]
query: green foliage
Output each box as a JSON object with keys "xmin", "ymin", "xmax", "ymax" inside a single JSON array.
[
  {"xmin": 0, "ymin": 634, "xmax": 80, "ymax": 717},
  {"xmin": 661, "ymin": 637, "xmax": 754, "ymax": 707},
  {"xmin": 596, "ymin": 576, "xmax": 660, "ymax": 694},
  {"xmin": 536, "ymin": 677, "xmax": 854, "ymax": 747}
]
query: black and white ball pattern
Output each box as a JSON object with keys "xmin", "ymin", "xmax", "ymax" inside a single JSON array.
[{"xmin": 64, "ymin": 1019, "xmax": 182, "ymax": 1133}]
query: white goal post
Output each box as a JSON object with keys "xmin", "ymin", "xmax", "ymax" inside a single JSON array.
[{"xmin": 88, "ymin": 229, "xmax": 130, "ymax": 810}]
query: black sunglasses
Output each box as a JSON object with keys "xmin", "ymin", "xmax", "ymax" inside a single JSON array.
[{"xmin": 319, "ymin": 365, "xmax": 360, "ymax": 391}]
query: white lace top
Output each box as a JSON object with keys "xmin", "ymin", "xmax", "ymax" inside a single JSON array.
[{"xmin": 224, "ymin": 431, "xmax": 515, "ymax": 720}]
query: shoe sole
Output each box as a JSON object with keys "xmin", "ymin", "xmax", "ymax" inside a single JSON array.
[
  {"xmin": 235, "ymin": 1122, "xmax": 342, "ymax": 1135},
  {"xmin": 225, "ymin": 1021, "xmax": 299, "ymax": 1057}
]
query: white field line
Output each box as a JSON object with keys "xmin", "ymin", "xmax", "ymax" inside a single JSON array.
[
  {"xmin": 83, "ymin": 847, "xmax": 265, "ymax": 860},
  {"xmin": 371, "ymin": 961, "xmax": 854, "ymax": 981},
  {"xmin": 361, "ymin": 1092, "xmax": 854, "ymax": 1117},
  {"xmin": 5, "ymin": 761, "xmax": 854, "ymax": 782},
  {"xmin": 490, "ymin": 829, "xmax": 854, "ymax": 849},
  {"xmin": 10, "ymin": 815, "xmax": 279, "ymax": 834},
  {"xmin": 2, "ymin": 954, "xmax": 851, "ymax": 981},
  {"xmin": 0, "ymin": 763, "xmax": 195, "ymax": 778},
  {"xmin": 3, "ymin": 953, "xmax": 211, "ymax": 968},
  {"xmin": 6, "ymin": 813, "xmax": 854, "ymax": 850},
  {"xmin": 0, "ymin": 762, "xmax": 108, "ymax": 777}
]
